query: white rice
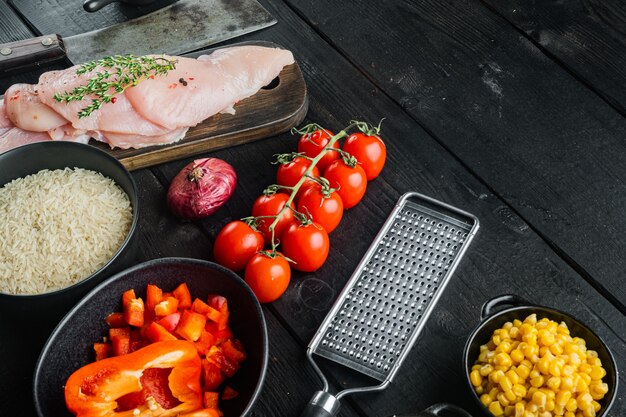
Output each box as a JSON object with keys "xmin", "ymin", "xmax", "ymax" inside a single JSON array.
[{"xmin": 0, "ymin": 168, "xmax": 132, "ymax": 295}]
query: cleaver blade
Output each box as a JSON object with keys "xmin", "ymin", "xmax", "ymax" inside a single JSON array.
[{"xmin": 0, "ymin": 0, "xmax": 276, "ymax": 73}]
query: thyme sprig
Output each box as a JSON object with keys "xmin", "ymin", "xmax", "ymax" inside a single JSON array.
[{"xmin": 53, "ymin": 55, "xmax": 178, "ymax": 119}]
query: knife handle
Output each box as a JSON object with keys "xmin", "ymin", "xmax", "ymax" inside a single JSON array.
[{"xmin": 0, "ymin": 35, "xmax": 67, "ymax": 75}]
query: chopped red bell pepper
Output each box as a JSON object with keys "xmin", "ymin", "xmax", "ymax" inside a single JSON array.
[
  {"xmin": 109, "ymin": 327, "xmax": 131, "ymax": 356},
  {"xmin": 173, "ymin": 283, "xmax": 192, "ymax": 309},
  {"xmin": 155, "ymin": 296, "xmax": 179, "ymax": 317},
  {"xmin": 206, "ymin": 345, "xmax": 239, "ymax": 378},
  {"xmin": 146, "ymin": 322, "xmax": 178, "ymax": 343},
  {"xmin": 191, "ymin": 298, "xmax": 211, "ymax": 315},
  {"xmin": 146, "ymin": 284, "xmax": 163, "ymax": 312},
  {"xmin": 122, "ymin": 289, "xmax": 145, "ymax": 327},
  {"xmin": 207, "ymin": 295, "xmax": 229, "ymax": 330},
  {"xmin": 176, "ymin": 310, "xmax": 207, "ymax": 342},
  {"xmin": 93, "ymin": 343, "xmax": 110, "ymax": 361},
  {"xmin": 65, "ymin": 340, "xmax": 203, "ymax": 417},
  {"xmin": 201, "ymin": 359, "xmax": 224, "ymax": 391},
  {"xmin": 205, "ymin": 322, "xmax": 233, "ymax": 343},
  {"xmin": 203, "ymin": 391, "xmax": 219, "ymax": 409},
  {"xmin": 221, "ymin": 385, "xmax": 239, "ymax": 400},
  {"xmin": 194, "ymin": 329, "xmax": 217, "ymax": 356},
  {"xmin": 157, "ymin": 312, "xmax": 181, "ymax": 333},
  {"xmin": 221, "ymin": 339, "xmax": 246, "ymax": 364},
  {"xmin": 105, "ymin": 312, "xmax": 126, "ymax": 328}
]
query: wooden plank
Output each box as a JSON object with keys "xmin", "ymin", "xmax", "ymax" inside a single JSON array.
[
  {"xmin": 0, "ymin": 1, "xmax": 34, "ymax": 42},
  {"xmin": 480, "ymin": 0, "xmax": 626, "ymax": 114},
  {"xmin": 149, "ymin": 1, "xmax": 626, "ymax": 416},
  {"xmin": 281, "ymin": 0, "xmax": 626, "ymax": 314}
]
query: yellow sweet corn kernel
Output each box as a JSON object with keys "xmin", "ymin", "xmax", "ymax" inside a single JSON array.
[
  {"xmin": 539, "ymin": 330, "xmax": 556, "ymax": 346},
  {"xmin": 549, "ymin": 361, "xmax": 563, "ymax": 377},
  {"xmin": 505, "ymin": 389, "xmax": 517, "ymax": 403},
  {"xmin": 476, "ymin": 386, "xmax": 484, "ymax": 395},
  {"xmin": 506, "ymin": 370, "xmax": 520, "ymax": 385},
  {"xmin": 511, "ymin": 349, "xmax": 525, "ymax": 364},
  {"xmin": 481, "ymin": 364, "xmax": 494, "ymax": 376},
  {"xmin": 498, "ymin": 392, "xmax": 511, "ymax": 407},
  {"xmin": 493, "ymin": 334, "xmax": 503, "ymax": 346},
  {"xmin": 563, "ymin": 364, "xmax": 576, "ymax": 376},
  {"xmin": 586, "ymin": 350, "xmax": 597, "ymax": 359},
  {"xmin": 530, "ymin": 375, "xmax": 545, "ymax": 388},
  {"xmin": 592, "ymin": 401, "xmax": 600, "ymax": 413},
  {"xmin": 564, "ymin": 412, "xmax": 575, "ymax": 417},
  {"xmin": 560, "ymin": 376, "xmax": 574, "ymax": 391},
  {"xmin": 539, "ymin": 346, "xmax": 550, "ymax": 357},
  {"xmin": 578, "ymin": 363, "xmax": 592, "ymax": 375},
  {"xmin": 581, "ymin": 404, "xmax": 595, "ymax": 417},
  {"xmin": 481, "ymin": 393, "xmax": 493, "ymax": 406},
  {"xmin": 554, "ymin": 404, "xmax": 565, "ymax": 416},
  {"xmin": 575, "ymin": 377, "xmax": 588, "ymax": 393},
  {"xmin": 587, "ymin": 357, "xmax": 602, "ymax": 368},
  {"xmin": 523, "ymin": 333, "xmax": 538, "ymax": 345},
  {"xmin": 503, "ymin": 321, "xmax": 514, "ymax": 330},
  {"xmin": 546, "ymin": 377, "xmax": 561, "ymax": 391},
  {"xmin": 500, "ymin": 329, "xmax": 511, "ymax": 340},
  {"xmin": 525, "ymin": 314, "xmax": 538, "ymax": 325},
  {"xmin": 500, "ymin": 376, "xmax": 514, "ymax": 392},
  {"xmin": 504, "ymin": 405, "xmax": 515, "ymax": 417},
  {"xmin": 564, "ymin": 344, "xmax": 580, "ymax": 355},
  {"xmin": 471, "ymin": 370, "xmax": 483, "ymax": 387},
  {"xmin": 549, "ymin": 343, "xmax": 563, "ymax": 356},
  {"xmin": 537, "ymin": 357, "xmax": 551, "ymax": 374},
  {"xmin": 556, "ymin": 390, "xmax": 572, "ymax": 406},
  {"xmin": 513, "ymin": 319, "xmax": 523, "ymax": 327},
  {"xmin": 516, "ymin": 364, "xmax": 531, "ymax": 380},
  {"xmin": 557, "ymin": 322, "xmax": 569, "ymax": 334},
  {"xmin": 589, "ymin": 382, "xmax": 608, "ymax": 400},
  {"xmin": 576, "ymin": 393, "xmax": 592, "ymax": 407},
  {"xmin": 490, "ymin": 387, "xmax": 500, "ymax": 400},
  {"xmin": 510, "ymin": 327, "xmax": 520, "ymax": 339},
  {"xmin": 538, "ymin": 412, "xmax": 552, "ymax": 417},
  {"xmin": 512, "ymin": 383, "xmax": 527, "ymax": 398},
  {"xmin": 498, "ymin": 341, "xmax": 513, "ymax": 354},
  {"xmin": 514, "ymin": 402, "xmax": 525, "ymax": 417},
  {"xmin": 489, "ymin": 401, "xmax": 504, "ymax": 416},
  {"xmin": 545, "ymin": 399, "xmax": 555, "ymax": 412},
  {"xmin": 495, "ymin": 353, "xmax": 513, "ymax": 368},
  {"xmin": 565, "ymin": 397, "xmax": 577, "ymax": 412},
  {"xmin": 532, "ymin": 391, "xmax": 547, "ymax": 408},
  {"xmin": 527, "ymin": 403, "xmax": 539, "ymax": 413}
]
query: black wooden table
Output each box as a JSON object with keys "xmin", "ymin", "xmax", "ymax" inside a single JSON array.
[{"xmin": 1, "ymin": 1, "xmax": 625, "ymax": 416}]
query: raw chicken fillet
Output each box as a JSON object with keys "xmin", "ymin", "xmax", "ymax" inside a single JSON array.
[{"xmin": 1, "ymin": 45, "xmax": 294, "ymax": 153}]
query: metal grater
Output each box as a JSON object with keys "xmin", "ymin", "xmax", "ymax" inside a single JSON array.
[{"xmin": 300, "ymin": 192, "xmax": 479, "ymax": 417}]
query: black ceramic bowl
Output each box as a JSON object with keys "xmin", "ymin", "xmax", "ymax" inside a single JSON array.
[
  {"xmin": 33, "ymin": 257, "xmax": 268, "ymax": 417},
  {"xmin": 464, "ymin": 295, "xmax": 618, "ymax": 416},
  {"xmin": 0, "ymin": 141, "xmax": 139, "ymax": 315}
]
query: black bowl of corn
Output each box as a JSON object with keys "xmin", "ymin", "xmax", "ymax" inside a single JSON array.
[{"xmin": 463, "ymin": 294, "xmax": 617, "ymax": 417}]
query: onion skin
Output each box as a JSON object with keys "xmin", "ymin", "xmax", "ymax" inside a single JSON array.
[{"xmin": 167, "ymin": 158, "xmax": 237, "ymax": 220}]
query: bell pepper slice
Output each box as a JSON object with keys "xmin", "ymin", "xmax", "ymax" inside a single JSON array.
[
  {"xmin": 93, "ymin": 343, "xmax": 110, "ymax": 362},
  {"xmin": 155, "ymin": 296, "xmax": 179, "ymax": 317},
  {"xmin": 122, "ymin": 289, "xmax": 145, "ymax": 327},
  {"xmin": 157, "ymin": 312, "xmax": 181, "ymax": 333},
  {"xmin": 65, "ymin": 340, "xmax": 202, "ymax": 417},
  {"xmin": 109, "ymin": 327, "xmax": 131, "ymax": 357},
  {"xmin": 201, "ymin": 359, "xmax": 224, "ymax": 391},
  {"xmin": 176, "ymin": 310, "xmax": 208, "ymax": 342},
  {"xmin": 207, "ymin": 295, "xmax": 229, "ymax": 331},
  {"xmin": 194, "ymin": 329, "xmax": 217, "ymax": 356},
  {"xmin": 105, "ymin": 312, "xmax": 126, "ymax": 328},
  {"xmin": 221, "ymin": 386, "xmax": 238, "ymax": 401},
  {"xmin": 191, "ymin": 298, "xmax": 211, "ymax": 315},
  {"xmin": 145, "ymin": 322, "xmax": 178, "ymax": 343},
  {"xmin": 221, "ymin": 339, "xmax": 246, "ymax": 364},
  {"xmin": 146, "ymin": 284, "xmax": 163, "ymax": 312},
  {"xmin": 173, "ymin": 283, "xmax": 192, "ymax": 309},
  {"xmin": 206, "ymin": 345, "xmax": 239, "ymax": 378},
  {"xmin": 203, "ymin": 391, "xmax": 219, "ymax": 409}
]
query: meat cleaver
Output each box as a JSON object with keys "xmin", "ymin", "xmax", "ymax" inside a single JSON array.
[{"xmin": 0, "ymin": 0, "xmax": 276, "ymax": 74}]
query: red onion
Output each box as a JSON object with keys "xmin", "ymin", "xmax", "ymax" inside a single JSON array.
[{"xmin": 167, "ymin": 158, "xmax": 237, "ymax": 220}]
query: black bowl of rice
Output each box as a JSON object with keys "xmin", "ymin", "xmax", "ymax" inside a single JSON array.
[{"xmin": 0, "ymin": 141, "xmax": 138, "ymax": 315}]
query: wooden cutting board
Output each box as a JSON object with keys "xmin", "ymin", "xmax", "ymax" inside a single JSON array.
[
  {"xmin": 99, "ymin": 43, "xmax": 308, "ymax": 170},
  {"xmin": 1, "ymin": 42, "xmax": 308, "ymax": 171}
]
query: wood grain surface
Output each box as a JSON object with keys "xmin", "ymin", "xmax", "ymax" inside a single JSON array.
[
  {"xmin": 1, "ymin": 0, "xmax": 625, "ymax": 416},
  {"xmin": 481, "ymin": 0, "xmax": 626, "ymax": 115},
  {"xmin": 284, "ymin": 0, "xmax": 626, "ymax": 315}
]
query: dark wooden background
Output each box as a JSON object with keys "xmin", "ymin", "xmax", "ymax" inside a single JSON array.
[{"xmin": 0, "ymin": 0, "xmax": 625, "ymax": 416}]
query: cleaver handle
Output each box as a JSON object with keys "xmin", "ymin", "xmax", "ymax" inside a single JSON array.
[{"xmin": 0, "ymin": 35, "xmax": 67, "ymax": 75}]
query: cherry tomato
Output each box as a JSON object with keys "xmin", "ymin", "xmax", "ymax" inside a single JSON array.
[
  {"xmin": 213, "ymin": 221, "xmax": 264, "ymax": 271},
  {"xmin": 251, "ymin": 193, "xmax": 295, "ymax": 244},
  {"xmin": 297, "ymin": 129, "xmax": 340, "ymax": 172},
  {"xmin": 297, "ymin": 184, "xmax": 344, "ymax": 233},
  {"xmin": 342, "ymin": 132, "xmax": 386, "ymax": 180},
  {"xmin": 244, "ymin": 253, "xmax": 291, "ymax": 303},
  {"xmin": 276, "ymin": 157, "xmax": 320, "ymax": 201},
  {"xmin": 322, "ymin": 160, "xmax": 367, "ymax": 209},
  {"xmin": 281, "ymin": 222, "xmax": 330, "ymax": 272}
]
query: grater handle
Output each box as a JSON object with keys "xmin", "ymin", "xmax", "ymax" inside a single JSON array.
[
  {"xmin": 481, "ymin": 294, "xmax": 529, "ymax": 320},
  {"xmin": 300, "ymin": 391, "xmax": 341, "ymax": 417}
]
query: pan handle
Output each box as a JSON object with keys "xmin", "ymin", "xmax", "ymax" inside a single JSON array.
[
  {"xmin": 300, "ymin": 391, "xmax": 341, "ymax": 417},
  {"xmin": 0, "ymin": 35, "xmax": 66, "ymax": 75},
  {"xmin": 424, "ymin": 403, "xmax": 473, "ymax": 417},
  {"xmin": 481, "ymin": 294, "xmax": 529, "ymax": 320}
]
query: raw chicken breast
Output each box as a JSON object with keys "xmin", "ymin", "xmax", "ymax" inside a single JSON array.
[
  {"xmin": 4, "ymin": 84, "xmax": 67, "ymax": 132},
  {"xmin": 0, "ymin": 45, "xmax": 294, "ymax": 154},
  {"xmin": 38, "ymin": 70, "xmax": 172, "ymax": 135},
  {"xmin": 125, "ymin": 46, "xmax": 294, "ymax": 129}
]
